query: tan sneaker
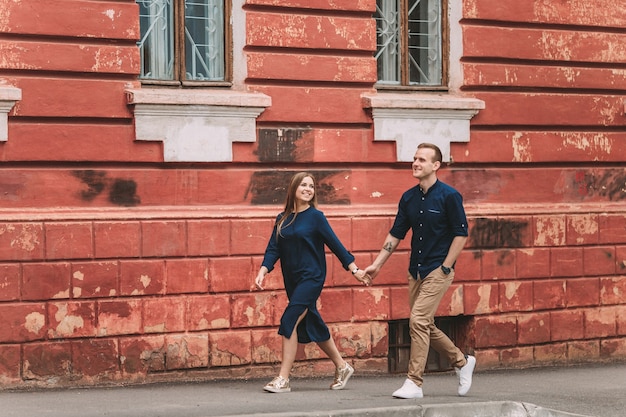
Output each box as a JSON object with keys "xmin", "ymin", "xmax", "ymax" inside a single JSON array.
[
  {"xmin": 330, "ymin": 362, "xmax": 354, "ymax": 390},
  {"xmin": 263, "ymin": 376, "xmax": 291, "ymax": 393}
]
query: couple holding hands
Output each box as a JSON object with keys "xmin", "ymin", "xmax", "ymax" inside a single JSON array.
[{"xmin": 253, "ymin": 143, "xmax": 476, "ymax": 399}]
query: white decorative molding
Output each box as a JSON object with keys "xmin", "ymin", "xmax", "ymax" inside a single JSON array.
[
  {"xmin": 362, "ymin": 93, "xmax": 485, "ymax": 162},
  {"xmin": 127, "ymin": 89, "xmax": 271, "ymax": 162},
  {"xmin": 0, "ymin": 85, "xmax": 22, "ymax": 142}
]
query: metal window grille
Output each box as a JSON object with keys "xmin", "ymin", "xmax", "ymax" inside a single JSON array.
[
  {"xmin": 388, "ymin": 317, "xmax": 469, "ymax": 373},
  {"xmin": 137, "ymin": 0, "xmax": 227, "ymax": 83},
  {"xmin": 375, "ymin": 0, "xmax": 444, "ymax": 87}
]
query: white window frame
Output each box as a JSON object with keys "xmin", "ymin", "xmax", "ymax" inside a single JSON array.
[{"xmin": 0, "ymin": 85, "xmax": 21, "ymax": 142}]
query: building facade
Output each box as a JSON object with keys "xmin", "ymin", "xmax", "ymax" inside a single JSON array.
[{"xmin": 0, "ymin": 0, "xmax": 625, "ymax": 388}]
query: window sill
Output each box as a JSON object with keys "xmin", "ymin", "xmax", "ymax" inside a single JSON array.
[
  {"xmin": 126, "ymin": 88, "xmax": 271, "ymax": 162},
  {"xmin": 0, "ymin": 85, "xmax": 22, "ymax": 142},
  {"xmin": 362, "ymin": 92, "xmax": 484, "ymax": 162}
]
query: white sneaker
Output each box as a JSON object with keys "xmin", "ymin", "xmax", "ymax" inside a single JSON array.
[
  {"xmin": 392, "ymin": 378, "xmax": 423, "ymax": 399},
  {"xmin": 456, "ymin": 355, "xmax": 476, "ymax": 396}
]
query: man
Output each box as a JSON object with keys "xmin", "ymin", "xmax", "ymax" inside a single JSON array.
[{"xmin": 363, "ymin": 143, "xmax": 476, "ymax": 399}]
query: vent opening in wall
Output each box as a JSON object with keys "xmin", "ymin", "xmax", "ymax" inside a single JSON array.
[{"xmin": 388, "ymin": 316, "xmax": 472, "ymax": 373}]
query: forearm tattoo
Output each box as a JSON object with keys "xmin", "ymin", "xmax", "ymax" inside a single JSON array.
[{"xmin": 383, "ymin": 242, "xmax": 394, "ymax": 253}]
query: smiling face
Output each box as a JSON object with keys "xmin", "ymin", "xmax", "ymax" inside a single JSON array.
[
  {"xmin": 412, "ymin": 147, "xmax": 441, "ymax": 182},
  {"xmin": 295, "ymin": 176, "xmax": 315, "ymax": 207}
]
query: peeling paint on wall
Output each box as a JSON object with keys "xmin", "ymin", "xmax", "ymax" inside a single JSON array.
[{"xmin": 246, "ymin": 170, "xmax": 350, "ymax": 205}]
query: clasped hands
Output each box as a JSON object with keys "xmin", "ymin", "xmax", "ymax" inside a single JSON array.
[{"xmin": 353, "ymin": 268, "xmax": 373, "ymax": 287}]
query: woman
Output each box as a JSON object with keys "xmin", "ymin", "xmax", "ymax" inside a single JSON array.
[{"xmin": 254, "ymin": 172, "xmax": 369, "ymax": 393}]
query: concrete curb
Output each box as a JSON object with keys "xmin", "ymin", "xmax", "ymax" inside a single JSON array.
[{"xmin": 220, "ymin": 401, "xmax": 592, "ymax": 417}]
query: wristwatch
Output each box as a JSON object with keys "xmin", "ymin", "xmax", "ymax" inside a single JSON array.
[
  {"xmin": 441, "ymin": 265, "xmax": 452, "ymax": 275},
  {"xmin": 351, "ymin": 268, "xmax": 359, "ymax": 275}
]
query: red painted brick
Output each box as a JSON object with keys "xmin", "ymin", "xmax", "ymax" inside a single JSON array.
[
  {"xmin": 474, "ymin": 349, "xmax": 500, "ymax": 368},
  {"xmin": 368, "ymin": 251, "xmax": 410, "ymax": 285},
  {"xmin": 351, "ymin": 217, "xmax": 391, "ymax": 252},
  {"xmin": 318, "ymin": 288, "xmax": 352, "ymax": 322},
  {"xmin": 247, "ymin": 12, "xmax": 375, "ymax": 51},
  {"xmin": 45, "ymin": 222, "xmax": 93, "ymax": 260},
  {"xmin": 0, "ymin": 263, "xmax": 20, "ymax": 301},
  {"xmin": 568, "ymin": 340, "xmax": 600, "ymax": 362},
  {"xmin": 499, "ymin": 281, "xmax": 533, "ymax": 312},
  {"xmin": 0, "ymin": 344, "xmax": 21, "ymax": 382},
  {"xmin": 143, "ymin": 297, "xmax": 185, "ymax": 333},
  {"xmin": 518, "ymin": 312, "xmax": 551, "ymax": 344},
  {"xmin": 230, "ymin": 219, "xmax": 274, "ymax": 256},
  {"xmin": 474, "ymin": 315, "xmax": 517, "ymax": 348},
  {"xmin": 501, "ymin": 346, "xmax": 533, "ymax": 366},
  {"xmin": 534, "ymin": 342, "xmax": 567, "ymax": 364},
  {"xmin": 209, "ymin": 257, "xmax": 254, "ymax": 293},
  {"xmin": 23, "ymin": 341, "xmax": 72, "ymax": 381},
  {"xmin": 600, "ymin": 276, "xmax": 626, "ymax": 306},
  {"xmin": 566, "ymin": 214, "xmax": 599, "ymax": 245},
  {"xmin": 550, "ymin": 247, "xmax": 583, "ymax": 278},
  {"xmin": 566, "ymin": 277, "xmax": 600, "ymax": 308},
  {"xmin": 0, "ymin": 303, "xmax": 46, "ymax": 342},
  {"xmin": 2, "ymin": 0, "xmax": 139, "ymax": 39},
  {"xmin": 48, "ymin": 301, "xmax": 97, "ymax": 339},
  {"xmin": 583, "ymin": 246, "xmax": 616, "ymax": 276},
  {"xmin": 22, "ymin": 262, "xmax": 71, "ymax": 300},
  {"xmin": 187, "ymin": 294, "xmax": 231, "ymax": 330},
  {"xmin": 455, "ymin": 250, "xmax": 481, "ymax": 282},
  {"xmin": 463, "ymin": 283, "xmax": 499, "ymax": 315},
  {"xmin": 209, "ymin": 330, "xmax": 252, "ymax": 366},
  {"xmin": 187, "ymin": 219, "xmax": 231, "ymax": 256},
  {"xmin": 97, "ymin": 299, "xmax": 142, "ymax": 337},
  {"xmin": 120, "ymin": 260, "xmax": 165, "ymax": 296},
  {"xmin": 617, "ymin": 246, "xmax": 626, "ymax": 274},
  {"xmin": 600, "ymin": 338, "xmax": 626, "ymax": 360},
  {"xmin": 231, "ymin": 293, "xmax": 275, "ymax": 328},
  {"xmin": 435, "ymin": 283, "xmax": 464, "ymax": 316},
  {"xmin": 141, "ymin": 221, "xmax": 186, "ymax": 257},
  {"xmin": 352, "ymin": 288, "xmax": 389, "ymax": 321},
  {"xmin": 165, "ymin": 333, "xmax": 209, "ymax": 370},
  {"xmin": 551, "ymin": 309, "xmax": 584, "ymax": 341},
  {"xmin": 534, "ymin": 215, "xmax": 566, "ymax": 247},
  {"xmin": 119, "ymin": 335, "xmax": 166, "ymax": 374},
  {"xmin": 71, "ymin": 261, "xmax": 118, "ymax": 298},
  {"xmin": 598, "ymin": 214, "xmax": 626, "ymax": 244},
  {"xmin": 363, "ymin": 322, "xmax": 385, "ymax": 358},
  {"xmin": 533, "ymin": 279, "xmax": 566, "ymax": 310},
  {"xmin": 515, "ymin": 248, "xmax": 550, "ymax": 279},
  {"xmin": 330, "ymin": 323, "xmax": 371, "ymax": 358},
  {"xmin": 165, "ymin": 258, "xmax": 208, "ymax": 294},
  {"xmin": 481, "ymin": 249, "xmax": 515, "ymax": 280},
  {"xmin": 584, "ymin": 306, "xmax": 617, "ymax": 338},
  {"xmin": 94, "ymin": 221, "xmax": 141, "ymax": 258},
  {"xmin": 389, "ymin": 286, "xmax": 410, "ymax": 319},
  {"xmin": 251, "ymin": 328, "xmax": 282, "ymax": 364},
  {"xmin": 251, "ymin": 255, "xmax": 285, "ymax": 291},
  {"xmin": 618, "ymin": 309, "xmax": 626, "ymax": 336},
  {"xmin": 0, "ymin": 222, "xmax": 44, "ymax": 261},
  {"xmin": 72, "ymin": 338, "xmax": 119, "ymax": 379},
  {"xmin": 247, "ymin": 52, "xmax": 376, "ymax": 84}
]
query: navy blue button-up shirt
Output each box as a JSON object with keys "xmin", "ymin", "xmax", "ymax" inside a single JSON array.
[{"xmin": 389, "ymin": 180, "xmax": 468, "ymax": 280}]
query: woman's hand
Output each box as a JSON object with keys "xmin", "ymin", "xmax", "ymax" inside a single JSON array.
[{"xmin": 254, "ymin": 267, "xmax": 269, "ymax": 291}]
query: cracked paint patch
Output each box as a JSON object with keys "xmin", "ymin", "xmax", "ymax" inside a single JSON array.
[
  {"xmin": 512, "ymin": 133, "xmax": 532, "ymax": 162},
  {"xmin": 24, "ymin": 312, "xmax": 45, "ymax": 335}
]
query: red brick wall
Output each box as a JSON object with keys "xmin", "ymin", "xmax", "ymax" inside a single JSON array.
[{"xmin": 0, "ymin": 0, "xmax": 625, "ymax": 388}]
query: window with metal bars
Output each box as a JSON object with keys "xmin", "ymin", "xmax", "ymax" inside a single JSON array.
[
  {"xmin": 388, "ymin": 317, "xmax": 469, "ymax": 373},
  {"xmin": 374, "ymin": 0, "xmax": 448, "ymax": 89},
  {"xmin": 136, "ymin": 0, "xmax": 231, "ymax": 86}
]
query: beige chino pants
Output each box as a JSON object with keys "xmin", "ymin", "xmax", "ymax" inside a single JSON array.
[{"xmin": 407, "ymin": 268, "xmax": 467, "ymax": 386}]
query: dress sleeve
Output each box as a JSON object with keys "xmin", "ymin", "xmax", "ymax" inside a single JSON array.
[
  {"xmin": 316, "ymin": 211, "xmax": 355, "ymax": 270},
  {"xmin": 261, "ymin": 215, "xmax": 281, "ymax": 272}
]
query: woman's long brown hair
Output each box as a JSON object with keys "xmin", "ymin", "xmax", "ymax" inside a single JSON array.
[{"xmin": 276, "ymin": 172, "xmax": 319, "ymax": 237}]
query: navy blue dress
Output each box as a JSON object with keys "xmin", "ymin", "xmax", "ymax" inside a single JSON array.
[{"xmin": 261, "ymin": 207, "xmax": 355, "ymax": 343}]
